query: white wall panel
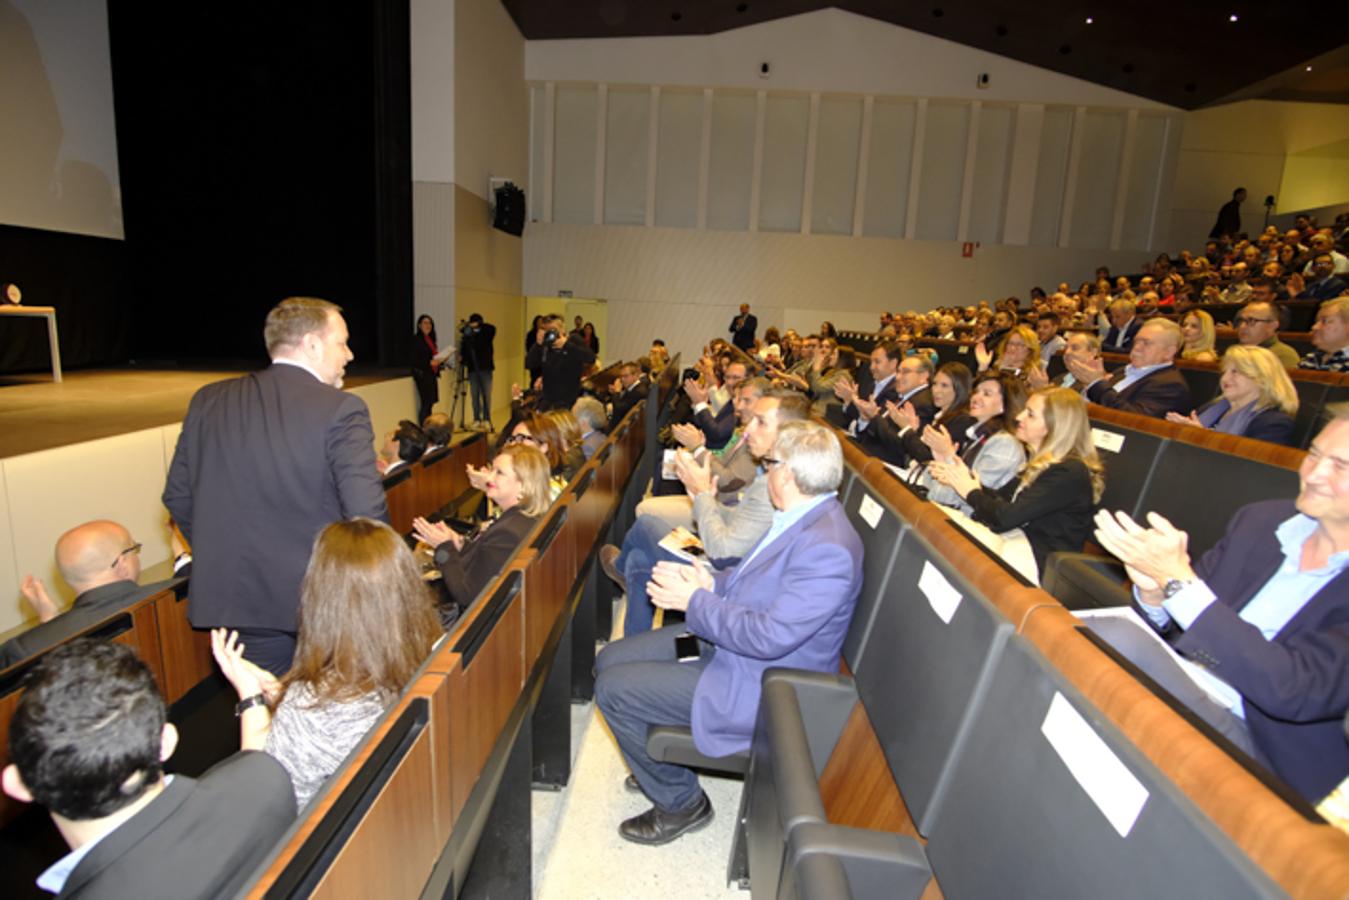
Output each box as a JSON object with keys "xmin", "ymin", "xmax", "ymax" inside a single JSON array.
[
  {"xmin": 968, "ymin": 105, "xmax": 1014, "ymax": 245},
  {"xmin": 604, "ymin": 88, "xmax": 649, "ymax": 225},
  {"xmin": 530, "ymin": 84, "xmax": 547, "ymax": 220},
  {"xmin": 759, "ymin": 95, "xmax": 810, "ymax": 233},
  {"xmin": 655, "ymin": 90, "xmax": 703, "ymax": 229},
  {"xmin": 863, "ymin": 100, "xmax": 916, "ymax": 238},
  {"xmin": 1068, "ymin": 110, "xmax": 1126, "ymax": 249},
  {"xmin": 553, "ymin": 86, "xmax": 598, "ymax": 224},
  {"xmin": 1029, "ymin": 107, "xmax": 1074, "ymax": 247},
  {"xmin": 1120, "ymin": 114, "xmax": 1168, "ymax": 250},
  {"xmin": 915, "ymin": 102, "xmax": 969, "ymax": 242},
  {"xmin": 707, "ymin": 92, "xmax": 756, "ymax": 231},
  {"xmin": 811, "ymin": 97, "xmax": 862, "ymax": 236}
]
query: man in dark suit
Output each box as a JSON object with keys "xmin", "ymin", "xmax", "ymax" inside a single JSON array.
[
  {"xmin": 850, "ymin": 351, "xmax": 937, "ymax": 460},
  {"xmin": 1209, "ymin": 186, "xmax": 1245, "ymax": 239},
  {"xmin": 1091, "ymin": 407, "xmax": 1349, "ymax": 803},
  {"xmin": 608, "ymin": 361, "xmax": 648, "ymax": 429},
  {"xmin": 1101, "ymin": 298, "xmax": 1143, "ymax": 353},
  {"xmin": 163, "ymin": 297, "xmax": 387, "ymax": 675},
  {"xmin": 0, "ymin": 521, "xmax": 190, "ymax": 669},
  {"xmin": 835, "ymin": 342, "xmax": 902, "ymax": 431},
  {"xmin": 1070, "ymin": 318, "xmax": 1191, "ymax": 419},
  {"xmin": 729, "ymin": 303, "xmax": 757, "ymax": 352},
  {"xmin": 525, "ymin": 315, "xmax": 597, "ymax": 411},
  {"xmin": 684, "ymin": 360, "xmax": 747, "ymax": 451},
  {"xmin": 595, "ymin": 421, "xmax": 863, "ymax": 844},
  {"xmin": 3, "ymin": 640, "xmax": 295, "ymax": 898}
]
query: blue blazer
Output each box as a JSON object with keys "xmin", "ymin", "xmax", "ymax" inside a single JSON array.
[
  {"xmin": 1140, "ymin": 499, "xmax": 1349, "ymax": 801},
  {"xmin": 685, "ymin": 497, "xmax": 864, "ymax": 757}
]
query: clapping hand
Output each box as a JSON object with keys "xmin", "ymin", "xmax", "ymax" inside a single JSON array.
[
  {"xmin": 1092, "ymin": 510, "xmax": 1195, "ymax": 603},
  {"xmin": 1165, "ymin": 410, "xmax": 1203, "ymax": 428},
  {"xmin": 647, "ymin": 560, "xmax": 715, "ymax": 612},
  {"xmin": 974, "ymin": 341, "xmax": 993, "ymax": 372},
  {"xmin": 920, "ymin": 423, "xmax": 956, "ymax": 462},
  {"xmin": 887, "ymin": 400, "xmax": 920, "ymax": 432},
  {"xmin": 211, "ymin": 629, "xmax": 282, "ymax": 701},
  {"xmin": 1065, "ymin": 352, "xmax": 1106, "ymax": 385},
  {"xmin": 670, "ymin": 422, "xmax": 706, "ymax": 450},
  {"xmin": 1026, "ymin": 363, "xmax": 1049, "ymax": 390},
  {"xmin": 466, "ymin": 464, "xmax": 491, "ymax": 490},
  {"xmin": 683, "ymin": 378, "xmax": 709, "ymax": 405},
  {"xmin": 927, "ymin": 457, "xmax": 979, "ymax": 498},
  {"xmin": 673, "ymin": 449, "xmax": 717, "ymax": 497},
  {"xmin": 413, "ymin": 516, "xmax": 462, "ymax": 550},
  {"xmin": 833, "ymin": 377, "xmax": 857, "ymax": 404},
  {"xmin": 853, "ymin": 396, "xmax": 880, "ymax": 422}
]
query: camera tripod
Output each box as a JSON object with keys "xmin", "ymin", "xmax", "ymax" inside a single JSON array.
[{"xmin": 449, "ymin": 336, "xmax": 494, "ymax": 434}]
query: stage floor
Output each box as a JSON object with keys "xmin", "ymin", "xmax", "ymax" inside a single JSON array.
[{"xmin": 0, "ymin": 366, "xmax": 404, "ymax": 458}]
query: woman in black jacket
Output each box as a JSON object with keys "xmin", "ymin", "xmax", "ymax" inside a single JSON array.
[
  {"xmin": 412, "ymin": 315, "xmax": 444, "ymax": 422},
  {"xmin": 412, "ymin": 444, "xmax": 552, "ymax": 612},
  {"xmin": 930, "ymin": 386, "xmax": 1104, "ymax": 576}
]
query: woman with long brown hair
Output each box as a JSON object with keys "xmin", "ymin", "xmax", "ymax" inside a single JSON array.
[{"xmin": 211, "ymin": 517, "xmax": 442, "ymax": 809}]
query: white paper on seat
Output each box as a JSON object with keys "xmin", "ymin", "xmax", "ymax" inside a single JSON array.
[
  {"xmin": 1040, "ymin": 692, "xmax": 1149, "ymax": 838},
  {"xmin": 1091, "ymin": 428, "xmax": 1125, "ymax": 454},
  {"xmin": 918, "ymin": 560, "xmax": 962, "ymax": 624},
  {"xmin": 859, "ymin": 493, "xmax": 884, "ymax": 529}
]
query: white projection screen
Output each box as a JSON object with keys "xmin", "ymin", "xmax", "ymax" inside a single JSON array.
[{"xmin": 0, "ymin": 0, "xmax": 123, "ymax": 240}]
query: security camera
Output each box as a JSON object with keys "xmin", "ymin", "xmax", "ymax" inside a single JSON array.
[{"xmin": 976, "ymin": 72, "xmax": 991, "ymax": 89}]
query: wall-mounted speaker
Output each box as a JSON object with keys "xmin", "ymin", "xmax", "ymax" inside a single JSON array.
[{"xmin": 492, "ymin": 181, "xmax": 525, "ymax": 237}]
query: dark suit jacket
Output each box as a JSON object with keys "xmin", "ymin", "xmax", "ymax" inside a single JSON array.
[
  {"xmin": 609, "ymin": 377, "xmax": 648, "ymax": 429},
  {"xmin": 729, "ymin": 313, "xmax": 757, "ymax": 351},
  {"xmin": 856, "ymin": 386, "xmax": 935, "ymax": 464},
  {"xmin": 966, "ymin": 458, "xmax": 1097, "ymax": 573},
  {"xmin": 0, "ymin": 578, "xmax": 183, "ymax": 670},
  {"xmin": 845, "ymin": 375, "xmax": 901, "ymax": 428},
  {"xmin": 1102, "ymin": 318, "xmax": 1142, "ymax": 353},
  {"xmin": 526, "ymin": 333, "xmax": 597, "ymax": 410},
  {"xmin": 57, "ymin": 751, "xmax": 295, "ymax": 899},
  {"xmin": 1137, "ymin": 500, "xmax": 1349, "ymax": 801},
  {"xmin": 1195, "ymin": 400, "xmax": 1296, "ymax": 446},
  {"xmin": 1085, "ymin": 364, "xmax": 1192, "ymax": 419},
  {"xmin": 693, "ymin": 400, "xmax": 737, "ymax": 451},
  {"xmin": 875, "ymin": 410, "xmax": 977, "ymax": 468},
  {"xmin": 434, "ymin": 506, "xmax": 538, "ymax": 608},
  {"xmin": 163, "ymin": 363, "xmax": 388, "ymax": 633}
]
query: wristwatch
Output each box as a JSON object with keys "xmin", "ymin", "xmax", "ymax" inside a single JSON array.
[
  {"xmin": 1161, "ymin": 578, "xmax": 1193, "ymax": 599},
  {"xmin": 235, "ymin": 693, "xmax": 268, "ymax": 716}
]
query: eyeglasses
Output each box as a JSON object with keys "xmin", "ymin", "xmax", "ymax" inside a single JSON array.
[
  {"xmin": 761, "ymin": 456, "xmax": 784, "ymax": 469},
  {"xmin": 1233, "ymin": 317, "xmax": 1275, "ymax": 327},
  {"xmin": 506, "ymin": 433, "xmax": 537, "ymax": 445},
  {"xmin": 111, "ymin": 542, "xmax": 142, "ymax": 569}
]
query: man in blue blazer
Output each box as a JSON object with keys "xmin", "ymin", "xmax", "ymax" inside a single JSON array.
[
  {"xmin": 1093, "ymin": 408, "xmax": 1349, "ymax": 803},
  {"xmin": 163, "ymin": 298, "xmax": 387, "ymax": 675},
  {"xmin": 595, "ymin": 420, "xmax": 863, "ymax": 844}
]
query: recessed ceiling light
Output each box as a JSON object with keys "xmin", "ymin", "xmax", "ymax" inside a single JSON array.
[
  {"xmin": 1306, "ymin": 66, "xmax": 1314, "ymax": 72},
  {"xmin": 1229, "ymin": 13, "xmax": 1239, "ymax": 22},
  {"xmin": 1085, "ymin": 17, "xmax": 1093, "ymax": 24}
]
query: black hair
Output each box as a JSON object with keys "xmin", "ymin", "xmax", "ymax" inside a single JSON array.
[
  {"xmin": 415, "ymin": 314, "xmax": 438, "ymax": 345},
  {"xmin": 9, "ymin": 640, "xmax": 166, "ymax": 821},
  {"xmin": 468, "ymin": 313, "xmax": 483, "ymax": 324},
  {"xmin": 394, "ymin": 420, "xmax": 429, "ymax": 463}
]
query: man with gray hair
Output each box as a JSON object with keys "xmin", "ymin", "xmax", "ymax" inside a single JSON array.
[
  {"xmin": 1068, "ymin": 317, "xmax": 1192, "ymax": 418},
  {"xmin": 571, "ymin": 396, "xmax": 607, "ymax": 460},
  {"xmin": 1301, "ymin": 298, "xmax": 1349, "ymax": 373},
  {"xmin": 164, "ymin": 297, "xmax": 387, "ymax": 675},
  {"xmin": 595, "ymin": 420, "xmax": 863, "ymax": 845}
]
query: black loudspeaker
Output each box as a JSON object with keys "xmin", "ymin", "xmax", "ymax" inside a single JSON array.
[{"xmin": 493, "ymin": 182, "xmax": 526, "ymax": 237}]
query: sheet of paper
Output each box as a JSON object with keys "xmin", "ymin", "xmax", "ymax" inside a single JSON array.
[
  {"xmin": 1091, "ymin": 428, "xmax": 1125, "ymax": 454},
  {"xmin": 1040, "ymin": 692, "xmax": 1149, "ymax": 838},
  {"xmin": 661, "ymin": 448, "xmax": 679, "ymax": 480},
  {"xmin": 918, "ymin": 560, "xmax": 962, "ymax": 624},
  {"xmin": 858, "ymin": 493, "xmax": 884, "ymax": 529},
  {"xmin": 657, "ymin": 527, "xmax": 705, "ymax": 563}
]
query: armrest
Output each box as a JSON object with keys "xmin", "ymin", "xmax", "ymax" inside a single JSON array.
[
  {"xmin": 646, "ymin": 726, "xmax": 750, "ymax": 775},
  {"xmin": 763, "ymin": 668, "xmax": 858, "ymax": 777},
  {"xmin": 788, "ymin": 821, "xmax": 930, "ymax": 900},
  {"xmin": 1041, "ymin": 551, "xmax": 1131, "ymax": 611}
]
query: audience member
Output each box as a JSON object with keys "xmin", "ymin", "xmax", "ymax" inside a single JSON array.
[
  {"xmin": 544, "ymin": 409, "xmax": 586, "ymax": 480},
  {"xmin": 594, "ymin": 421, "xmax": 863, "ymax": 845},
  {"xmin": 164, "ymin": 297, "xmax": 388, "ymax": 676},
  {"xmin": 422, "ymin": 412, "xmax": 453, "ymax": 450},
  {"xmin": 1180, "ymin": 309, "xmax": 1220, "ymax": 363},
  {"xmin": 833, "ymin": 342, "xmax": 902, "ymax": 434},
  {"xmin": 977, "ymin": 324, "xmax": 1042, "ymax": 379},
  {"xmin": 1036, "ymin": 315, "xmax": 1066, "ymax": 358},
  {"xmin": 729, "ymin": 303, "xmax": 757, "ymax": 352},
  {"xmin": 525, "ymin": 315, "xmax": 597, "ymax": 410},
  {"xmin": 0, "ymin": 521, "xmax": 191, "ymax": 669},
  {"xmin": 1295, "ymin": 253, "xmax": 1349, "ymax": 303},
  {"xmin": 572, "ymin": 396, "xmax": 608, "ymax": 459},
  {"xmin": 1102, "ymin": 299, "xmax": 1142, "ymax": 352},
  {"xmin": 1168, "ymin": 346, "xmax": 1297, "ymax": 445},
  {"xmin": 509, "ymin": 414, "xmax": 576, "ymax": 487},
  {"xmin": 3, "ymin": 641, "xmax": 295, "ymax": 897},
  {"xmin": 871, "ymin": 361, "xmax": 974, "ymax": 468},
  {"xmin": 599, "ymin": 391, "xmax": 811, "ymax": 636},
  {"xmin": 378, "ymin": 420, "xmax": 428, "ymax": 475},
  {"xmin": 1302, "ymin": 298, "xmax": 1349, "ymax": 373},
  {"xmin": 1235, "ymin": 301, "xmax": 1298, "ymax": 368},
  {"xmin": 414, "ymin": 444, "xmax": 552, "ymax": 613},
  {"xmin": 684, "ymin": 359, "xmax": 747, "ymax": 450},
  {"xmin": 930, "ymin": 387, "xmax": 1103, "ymax": 574},
  {"xmin": 609, "ymin": 360, "xmax": 648, "ymax": 427},
  {"xmin": 1070, "ymin": 318, "xmax": 1192, "ymax": 418},
  {"xmin": 915, "ymin": 373, "xmax": 1028, "ymax": 515},
  {"xmin": 211, "ymin": 518, "xmax": 441, "ymax": 810},
  {"xmin": 1091, "ymin": 405, "xmax": 1349, "ymax": 802}
]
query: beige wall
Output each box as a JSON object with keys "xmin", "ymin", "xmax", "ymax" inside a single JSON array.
[
  {"xmin": 0, "ymin": 378, "xmax": 416, "ymax": 639},
  {"xmin": 454, "ymin": 0, "xmax": 529, "ymax": 202}
]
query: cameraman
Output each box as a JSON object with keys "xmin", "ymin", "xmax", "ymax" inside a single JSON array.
[
  {"xmin": 460, "ymin": 313, "xmax": 496, "ymax": 430},
  {"xmin": 526, "ymin": 314, "xmax": 596, "ymax": 411}
]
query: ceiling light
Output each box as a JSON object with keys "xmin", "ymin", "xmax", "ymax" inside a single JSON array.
[
  {"xmin": 1085, "ymin": 17, "xmax": 1093, "ymax": 24},
  {"xmin": 1229, "ymin": 14, "xmax": 1238, "ymax": 22},
  {"xmin": 1306, "ymin": 66, "xmax": 1313, "ymax": 72}
]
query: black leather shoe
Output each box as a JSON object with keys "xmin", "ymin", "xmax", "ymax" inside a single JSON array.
[
  {"xmin": 599, "ymin": 544, "xmax": 626, "ymax": 593},
  {"xmin": 618, "ymin": 792, "xmax": 713, "ymax": 845},
  {"xmin": 624, "ymin": 774, "xmax": 643, "ymax": 794}
]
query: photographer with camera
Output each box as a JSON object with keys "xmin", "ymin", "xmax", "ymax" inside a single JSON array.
[
  {"xmin": 459, "ymin": 313, "xmax": 496, "ymax": 430},
  {"xmin": 526, "ymin": 314, "xmax": 596, "ymax": 411}
]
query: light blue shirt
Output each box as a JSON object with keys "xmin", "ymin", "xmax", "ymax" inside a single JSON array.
[
  {"xmin": 738, "ymin": 491, "xmax": 836, "ymax": 571},
  {"xmin": 1140, "ymin": 513, "xmax": 1349, "ymax": 716},
  {"xmin": 1108, "ymin": 361, "xmax": 1173, "ymax": 393},
  {"xmin": 38, "ymin": 776, "xmax": 176, "ymax": 894}
]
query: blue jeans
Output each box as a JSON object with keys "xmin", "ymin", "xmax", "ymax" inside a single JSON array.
[
  {"xmin": 468, "ymin": 370, "xmax": 493, "ymax": 422},
  {"xmin": 616, "ymin": 514, "xmax": 682, "ymax": 637},
  {"xmin": 594, "ymin": 625, "xmax": 712, "ymax": 811}
]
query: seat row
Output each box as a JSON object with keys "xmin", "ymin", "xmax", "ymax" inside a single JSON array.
[
  {"xmin": 381, "ymin": 432, "xmax": 490, "ymax": 535},
  {"xmin": 733, "ymin": 434, "xmax": 1349, "ymax": 898}
]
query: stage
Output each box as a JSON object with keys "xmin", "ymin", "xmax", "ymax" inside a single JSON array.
[{"xmin": 0, "ymin": 365, "xmax": 408, "ymax": 458}]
